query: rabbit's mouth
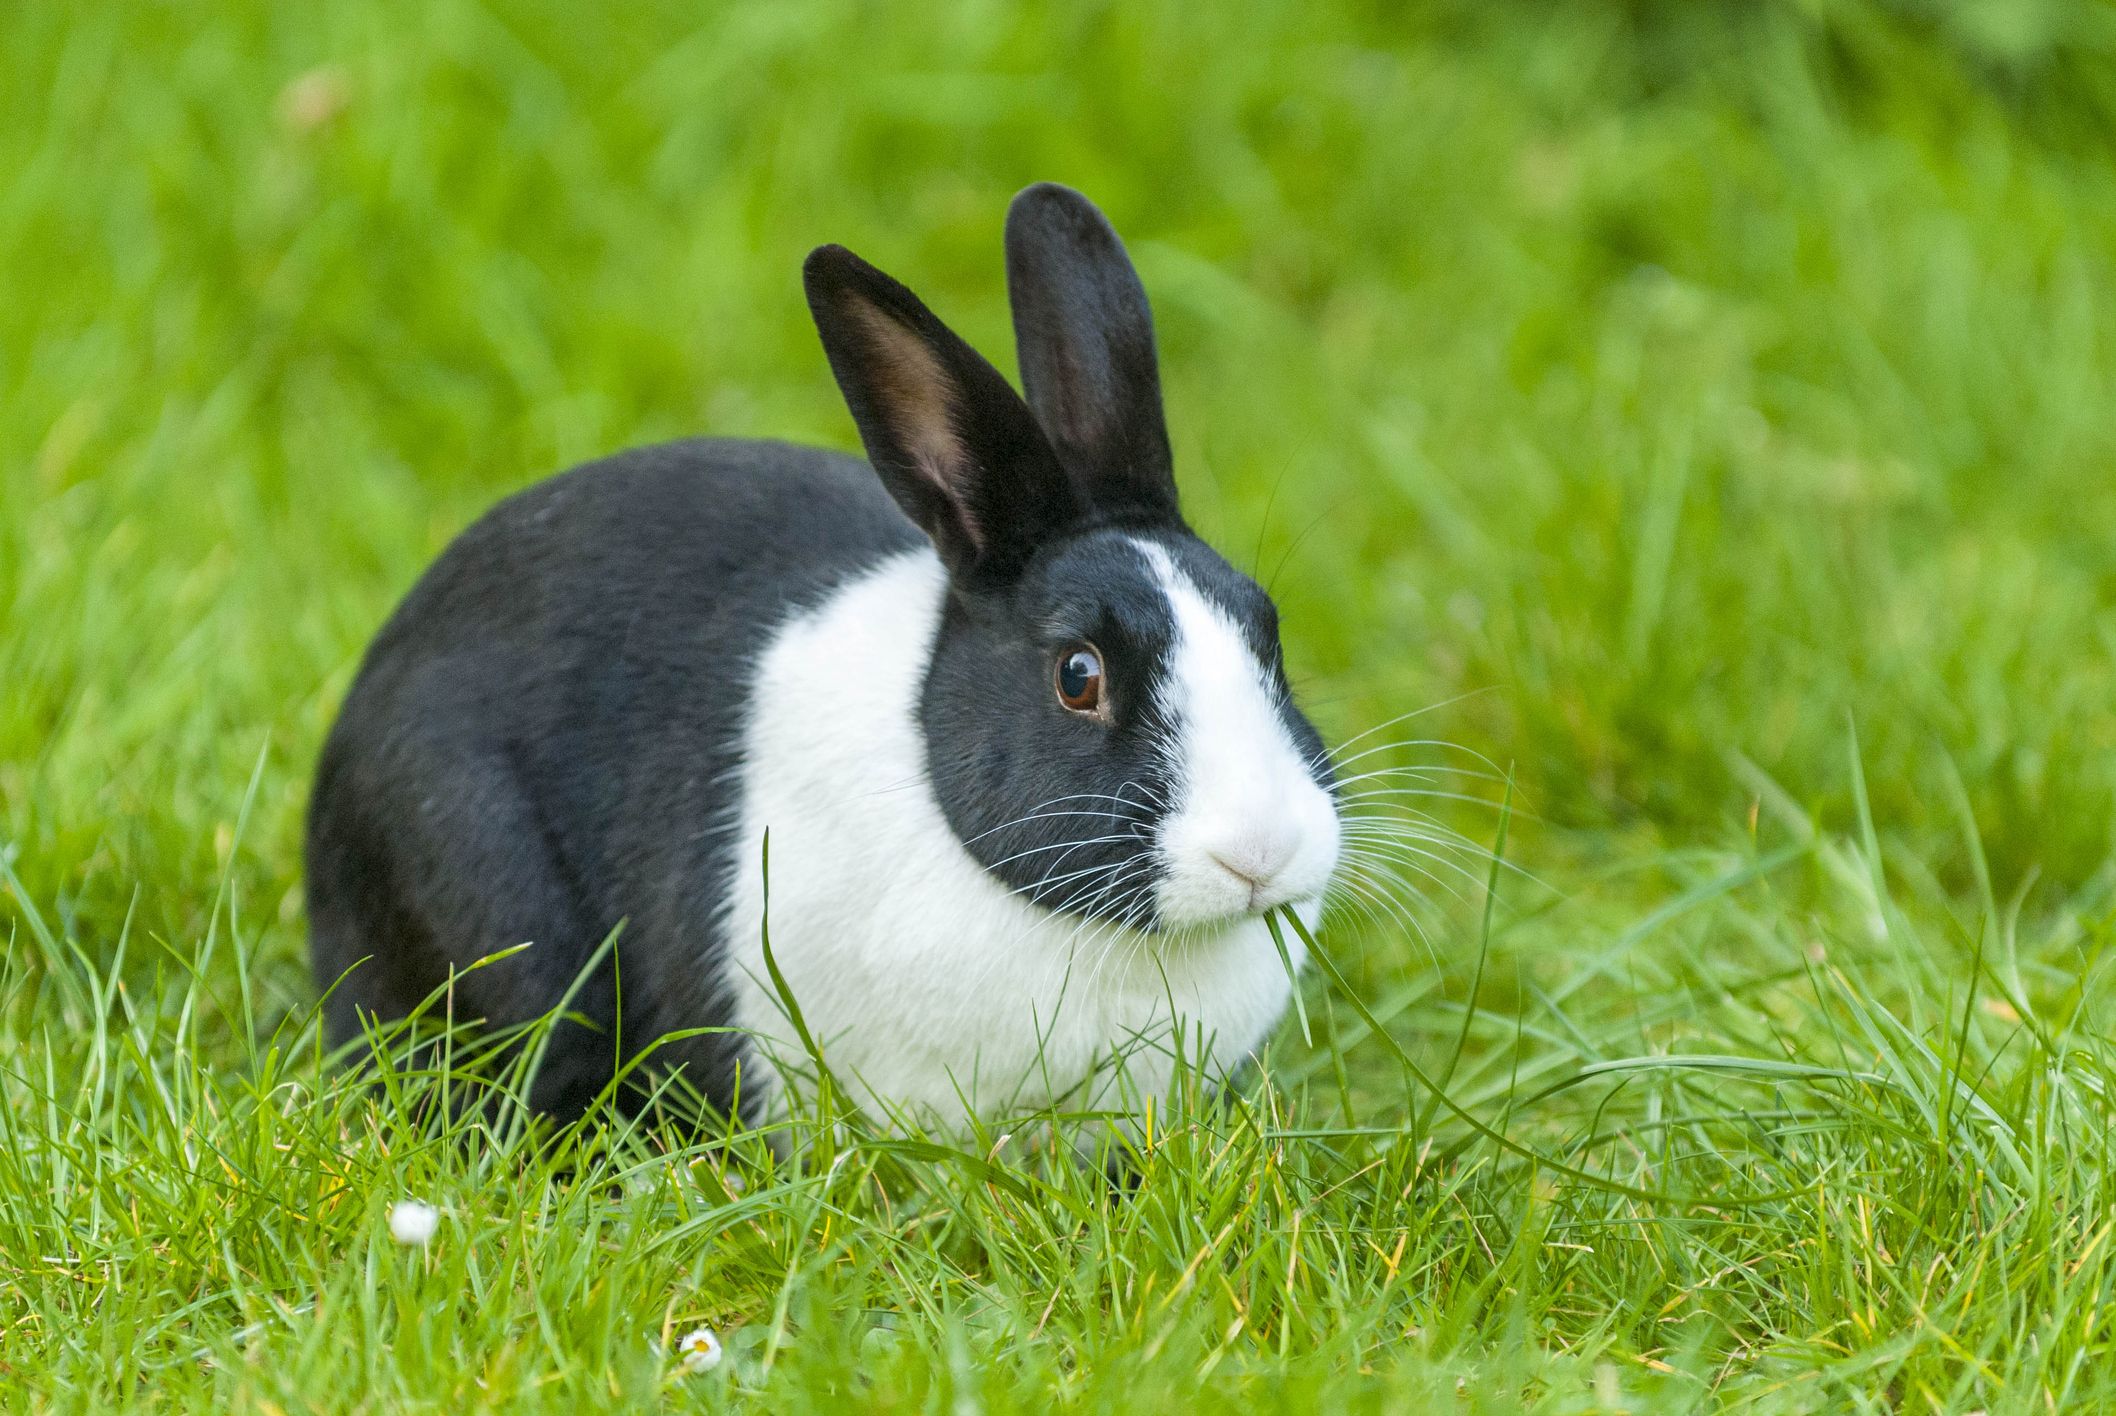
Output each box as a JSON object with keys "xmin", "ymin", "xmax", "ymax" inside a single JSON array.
[{"xmin": 1148, "ymin": 795, "xmax": 1343, "ymax": 933}]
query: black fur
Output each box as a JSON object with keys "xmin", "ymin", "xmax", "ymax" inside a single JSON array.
[
  {"xmin": 1005, "ymin": 182, "xmax": 1177, "ymax": 520},
  {"xmin": 307, "ymin": 440, "xmax": 918, "ymax": 1118},
  {"xmin": 306, "ymin": 184, "xmax": 1329, "ymax": 1122},
  {"xmin": 803, "ymin": 244, "xmax": 1081, "ymax": 585}
]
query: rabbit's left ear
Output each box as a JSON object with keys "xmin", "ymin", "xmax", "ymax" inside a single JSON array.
[{"xmin": 1004, "ymin": 184, "xmax": 1177, "ymax": 518}]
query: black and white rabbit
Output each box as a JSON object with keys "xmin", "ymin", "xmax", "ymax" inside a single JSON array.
[{"xmin": 307, "ymin": 183, "xmax": 1342, "ymax": 1128}]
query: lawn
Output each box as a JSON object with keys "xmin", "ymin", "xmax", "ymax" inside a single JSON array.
[{"xmin": 5, "ymin": 0, "xmax": 2116, "ymax": 1409}]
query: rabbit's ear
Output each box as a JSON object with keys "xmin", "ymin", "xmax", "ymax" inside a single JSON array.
[
  {"xmin": 1004, "ymin": 184, "xmax": 1176, "ymax": 519},
  {"xmin": 806, "ymin": 244, "xmax": 1080, "ymax": 581}
]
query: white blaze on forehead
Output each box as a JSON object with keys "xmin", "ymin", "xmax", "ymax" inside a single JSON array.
[{"xmin": 1134, "ymin": 540, "xmax": 1341, "ymax": 928}]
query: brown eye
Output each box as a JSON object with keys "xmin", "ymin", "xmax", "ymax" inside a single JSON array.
[{"xmin": 1055, "ymin": 645, "xmax": 1105, "ymax": 715}]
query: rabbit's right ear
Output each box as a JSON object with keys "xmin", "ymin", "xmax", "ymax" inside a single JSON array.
[{"xmin": 805, "ymin": 245, "xmax": 1080, "ymax": 582}]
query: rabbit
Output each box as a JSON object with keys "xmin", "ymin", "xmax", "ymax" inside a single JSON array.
[{"xmin": 306, "ymin": 183, "xmax": 1343, "ymax": 1131}]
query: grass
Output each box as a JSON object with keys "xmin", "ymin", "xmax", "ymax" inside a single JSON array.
[{"xmin": 5, "ymin": 0, "xmax": 2116, "ymax": 1408}]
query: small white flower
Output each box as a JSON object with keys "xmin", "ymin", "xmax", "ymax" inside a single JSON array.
[
  {"xmin": 676, "ymin": 1326, "xmax": 723, "ymax": 1374},
  {"xmin": 388, "ymin": 1200, "xmax": 439, "ymax": 1247}
]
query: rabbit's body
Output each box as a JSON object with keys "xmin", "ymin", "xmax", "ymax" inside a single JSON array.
[
  {"xmin": 309, "ymin": 185, "xmax": 1342, "ymax": 1128},
  {"xmin": 308, "ymin": 439, "xmax": 921, "ymax": 1118}
]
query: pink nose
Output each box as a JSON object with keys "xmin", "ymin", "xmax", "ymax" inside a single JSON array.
[{"xmin": 1208, "ymin": 832, "xmax": 1297, "ymax": 892}]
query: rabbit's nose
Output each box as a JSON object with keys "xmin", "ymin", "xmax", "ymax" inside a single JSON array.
[{"xmin": 1208, "ymin": 831, "xmax": 1298, "ymax": 894}]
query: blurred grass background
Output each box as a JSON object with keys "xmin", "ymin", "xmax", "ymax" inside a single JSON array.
[
  {"xmin": 5, "ymin": 0, "xmax": 2116, "ymax": 1409},
  {"xmin": 7, "ymin": 0, "xmax": 2115, "ymax": 930}
]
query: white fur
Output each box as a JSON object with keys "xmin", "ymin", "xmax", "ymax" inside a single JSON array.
[
  {"xmin": 1136, "ymin": 541, "xmax": 1342, "ymax": 930},
  {"xmin": 721, "ymin": 548, "xmax": 1315, "ymax": 1130}
]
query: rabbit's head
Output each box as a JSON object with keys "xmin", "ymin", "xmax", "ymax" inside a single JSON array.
[{"xmin": 804, "ymin": 184, "xmax": 1340, "ymax": 933}]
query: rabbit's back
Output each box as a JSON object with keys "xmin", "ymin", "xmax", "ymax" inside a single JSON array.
[{"xmin": 305, "ymin": 437, "xmax": 918, "ymax": 1117}]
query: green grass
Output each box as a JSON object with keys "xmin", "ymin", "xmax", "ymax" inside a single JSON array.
[{"xmin": 6, "ymin": 0, "xmax": 2116, "ymax": 1409}]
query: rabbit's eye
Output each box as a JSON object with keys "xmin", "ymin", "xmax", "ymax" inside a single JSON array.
[{"xmin": 1055, "ymin": 645, "xmax": 1106, "ymax": 716}]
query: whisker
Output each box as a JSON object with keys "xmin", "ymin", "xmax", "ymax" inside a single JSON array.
[
  {"xmin": 1345, "ymin": 808, "xmax": 1474, "ymax": 834},
  {"xmin": 1342, "ymin": 841, "xmax": 1485, "ymax": 904},
  {"xmin": 1342, "ymin": 819, "xmax": 1549, "ymax": 892},
  {"xmin": 1327, "ymin": 736, "xmax": 1510, "ymax": 779},
  {"xmin": 1026, "ymin": 852, "xmax": 1152, "ymax": 905},
  {"xmin": 1311, "ymin": 688, "xmax": 1501, "ymax": 766},
  {"xmin": 1328, "ymin": 870, "xmax": 1445, "ymax": 971},
  {"xmin": 1340, "ymin": 819, "xmax": 1494, "ymax": 860},
  {"xmin": 1330, "ymin": 764, "xmax": 1508, "ymax": 793},
  {"xmin": 956, "ymin": 797, "xmax": 1154, "ymax": 849},
  {"xmin": 983, "ymin": 833, "xmax": 1141, "ymax": 875}
]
